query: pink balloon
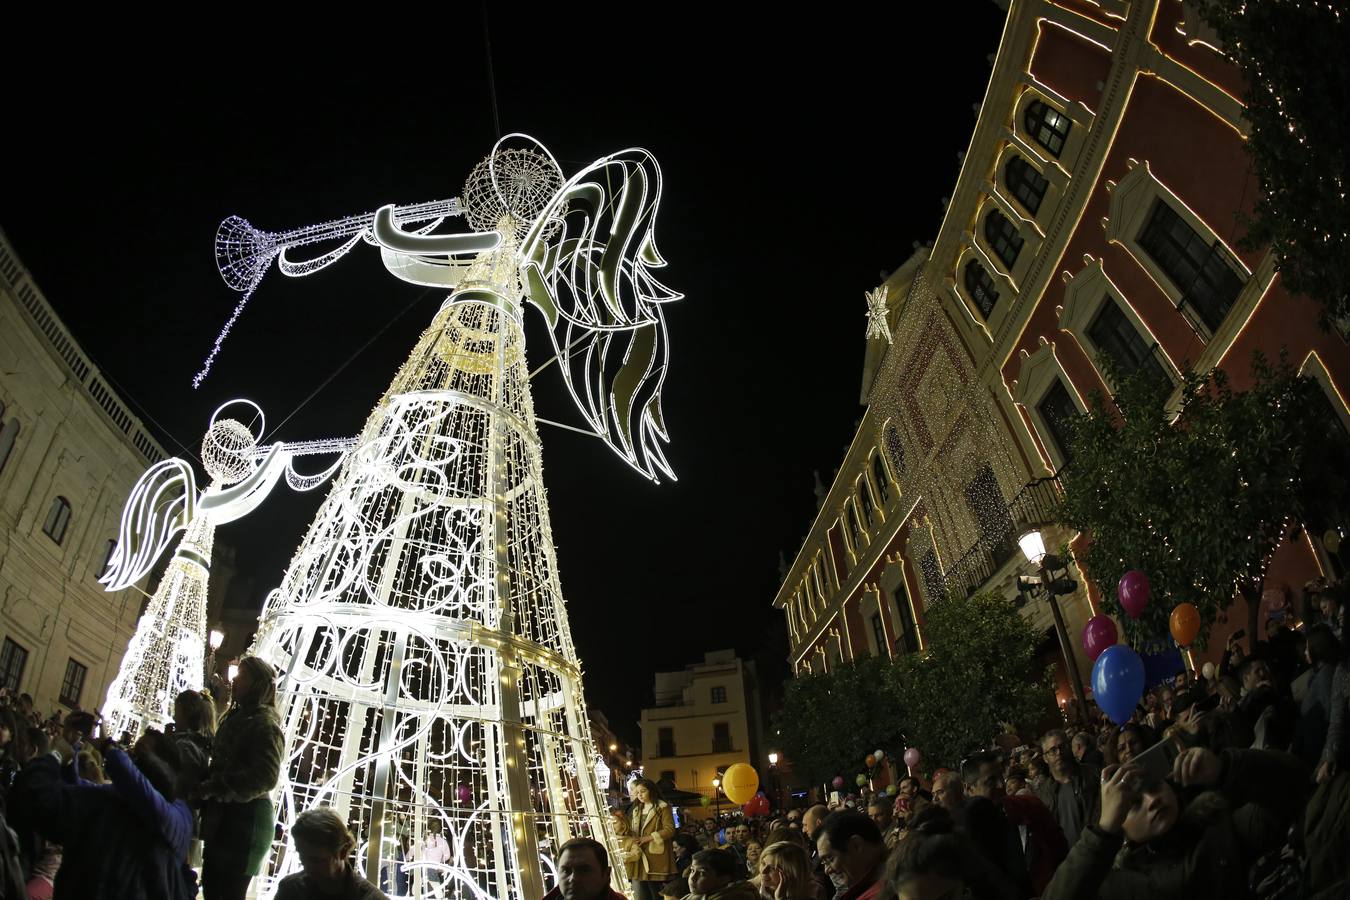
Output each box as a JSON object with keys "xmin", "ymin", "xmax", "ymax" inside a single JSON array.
[
  {"xmin": 902, "ymin": 748, "xmax": 921, "ymax": 768},
  {"xmin": 831, "ymin": 776, "xmax": 845, "ymax": 790},
  {"xmin": 1118, "ymin": 570, "xmax": 1150, "ymax": 619},
  {"xmin": 1082, "ymin": 615, "xmax": 1118, "ymax": 661}
]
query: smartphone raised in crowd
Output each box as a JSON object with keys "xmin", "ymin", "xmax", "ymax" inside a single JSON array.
[{"xmin": 1130, "ymin": 738, "xmax": 1179, "ymax": 787}]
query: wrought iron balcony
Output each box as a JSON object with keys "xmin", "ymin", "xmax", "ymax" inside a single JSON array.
[{"xmin": 941, "ymin": 474, "xmax": 1064, "ymax": 600}]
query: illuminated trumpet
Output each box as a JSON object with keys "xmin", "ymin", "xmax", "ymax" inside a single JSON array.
[{"xmin": 213, "ymin": 198, "xmax": 462, "ymax": 293}]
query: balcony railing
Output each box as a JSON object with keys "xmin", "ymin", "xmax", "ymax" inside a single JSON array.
[{"xmin": 941, "ymin": 474, "xmax": 1064, "ymax": 600}]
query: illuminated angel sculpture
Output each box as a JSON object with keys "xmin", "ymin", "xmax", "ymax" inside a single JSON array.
[
  {"xmin": 99, "ymin": 400, "xmax": 351, "ymax": 738},
  {"xmin": 206, "ymin": 134, "xmax": 682, "ymax": 898}
]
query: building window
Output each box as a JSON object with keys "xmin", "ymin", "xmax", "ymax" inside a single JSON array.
[
  {"xmin": 1087, "ymin": 296, "xmax": 1168, "ymax": 383},
  {"xmin": 710, "ymin": 685, "xmax": 727, "ymax": 704},
  {"xmin": 890, "ymin": 580, "xmax": 920, "ymax": 654},
  {"xmin": 1025, "ymin": 100, "xmax": 1072, "ymax": 157},
  {"xmin": 872, "ymin": 455, "xmax": 891, "ymax": 506},
  {"xmin": 0, "ymin": 638, "xmax": 28, "ymax": 693},
  {"xmin": 1005, "ymin": 156, "xmax": 1049, "ymax": 216},
  {"xmin": 858, "ymin": 479, "xmax": 876, "ymax": 530},
  {"xmin": 1038, "ymin": 379, "xmax": 1081, "ymax": 466},
  {"xmin": 964, "ymin": 259, "xmax": 1001, "ymax": 319},
  {"xmin": 1137, "ymin": 198, "xmax": 1244, "ymax": 333},
  {"xmin": 919, "ymin": 549, "xmax": 946, "ymax": 604},
  {"xmin": 658, "ymin": 727, "xmax": 675, "ymax": 758},
  {"xmin": 0, "ymin": 409, "xmax": 18, "ymax": 478},
  {"xmin": 984, "ymin": 211, "xmax": 1024, "ymax": 270},
  {"xmin": 60, "ymin": 658, "xmax": 87, "ymax": 708},
  {"xmin": 869, "ymin": 613, "xmax": 887, "ymax": 655},
  {"xmin": 884, "ymin": 421, "xmax": 906, "ymax": 476},
  {"xmin": 812, "ymin": 562, "xmax": 826, "ymax": 605},
  {"xmin": 712, "ymin": 722, "xmax": 733, "ymax": 753},
  {"xmin": 846, "ymin": 503, "xmax": 864, "ymax": 553},
  {"xmin": 660, "ymin": 770, "xmax": 676, "ymax": 785},
  {"xmin": 964, "ymin": 463, "xmax": 1015, "ymax": 567},
  {"xmin": 97, "ymin": 539, "xmax": 117, "ymax": 579},
  {"xmin": 43, "ymin": 496, "xmax": 72, "ymax": 545}
]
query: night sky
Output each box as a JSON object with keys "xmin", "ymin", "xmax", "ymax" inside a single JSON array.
[{"xmin": 4, "ymin": 7, "xmax": 1005, "ymax": 742}]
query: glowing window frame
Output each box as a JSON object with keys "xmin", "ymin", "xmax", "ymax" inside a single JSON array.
[
  {"xmin": 1060, "ymin": 256, "xmax": 1181, "ymax": 389},
  {"xmin": 1103, "ymin": 158, "xmax": 1251, "ymax": 342},
  {"xmin": 1013, "ymin": 342, "xmax": 1088, "ymax": 473}
]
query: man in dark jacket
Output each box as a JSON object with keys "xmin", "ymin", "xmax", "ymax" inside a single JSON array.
[
  {"xmin": 936, "ymin": 767, "xmax": 1032, "ymax": 897},
  {"xmin": 962, "ymin": 751, "xmax": 1064, "ymax": 896},
  {"xmin": 1034, "ymin": 729, "xmax": 1100, "ymax": 849},
  {"xmin": 274, "ymin": 807, "xmax": 386, "ymax": 900},
  {"xmin": 815, "ymin": 812, "xmax": 886, "ymax": 900},
  {"xmin": 13, "ymin": 730, "xmax": 195, "ymax": 899},
  {"xmin": 1043, "ymin": 746, "xmax": 1306, "ymax": 899},
  {"xmin": 542, "ymin": 838, "xmax": 627, "ymax": 900}
]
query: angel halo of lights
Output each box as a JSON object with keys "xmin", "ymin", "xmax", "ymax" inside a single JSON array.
[
  {"xmin": 197, "ymin": 133, "xmax": 683, "ymax": 899},
  {"xmin": 99, "ymin": 399, "xmax": 352, "ymax": 739}
]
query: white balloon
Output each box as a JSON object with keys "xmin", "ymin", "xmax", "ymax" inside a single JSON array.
[
  {"xmin": 1201, "ymin": 661, "xmax": 1216, "ymax": 681},
  {"xmin": 874, "ymin": 749, "xmax": 885, "ymax": 760}
]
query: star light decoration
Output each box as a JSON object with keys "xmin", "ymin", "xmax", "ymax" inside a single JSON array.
[
  {"xmin": 864, "ymin": 285, "xmax": 893, "ymax": 344},
  {"xmin": 208, "ymin": 134, "xmax": 682, "ymax": 900}
]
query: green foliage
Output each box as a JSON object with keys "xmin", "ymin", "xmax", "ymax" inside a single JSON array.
[
  {"xmin": 1056, "ymin": 354, "xmax": 1350, "ymax": 647},
  {"xmin": 1198, "ymin": 1, "xmax": 1350, "ymax": 329},
  {"xmin": 889, "ymin": 591, "xmax": 1056, "ymax": 769},
  {"xmin": 773, "ymin": 655, "xmax": 907, "ymax": 787}
]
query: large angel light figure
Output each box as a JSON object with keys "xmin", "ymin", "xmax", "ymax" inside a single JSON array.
[
  {"xmin": 204, "ymin": 135, "xmax": 682, "ymax": 899},
  {"xmin": 99, "ymin": 400, "xmax": 351, "ymax": 738}
]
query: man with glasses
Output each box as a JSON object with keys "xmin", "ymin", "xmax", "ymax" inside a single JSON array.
[
  {"xmin": 963, "ymin": 751, "xmax": 1065, "ymax": 896},
  {"xmin": 1034, "ymin": 729, "xmax": 1100, "ymax": 849}
]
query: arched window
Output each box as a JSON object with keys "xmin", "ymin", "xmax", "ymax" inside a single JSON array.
[
  {"xmin": 984, "ymin": 210, "xmax": 1024, "ymax": 270},
  {"xmin": 872, "ymin": 454, "xmax": 891, "ymax": 505},
  {"xmin": 847, "ymin": 503, "xmax": 864, "ymax": 552},
  {"xmin": 0, "ymin": 401, "xmax": 18, "ymax": 477},
  {"xmin": 98, "ymin": 539, "xmax": 117, "ymax": 578},
  {"xmin": 964, "ymin": 259, "xmax": 1001, "ymax": 319},
  {"xmin": 1005, "ymin": 155, "xmax": 1049, "ymax": 216},
  {"xmin": 858, "ymin": 479, "xmax": 875, "ymax": 530},
  {"xmin": 1024, "ymin": 100, "xmax": 1072, "ymax": 157},
  {"xmin": 43, "ymin": 496, "xmax": 72, "ymax": 545}
]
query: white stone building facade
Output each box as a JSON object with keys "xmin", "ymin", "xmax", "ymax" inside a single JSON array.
[{"xmin": 0, "ymin": 228, "xmax": 165, "ymax": 716}]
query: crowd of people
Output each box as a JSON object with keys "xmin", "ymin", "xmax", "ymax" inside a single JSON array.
[
  {"xmin": 1, "ymin": 580, "xmax": 1348, "ymax": 898},
  {"xmin": 553, "ymin": 580, "xmax": 1350, "ymax": 900},
  {"xmin": 0, "ymin": 656, "xmax": 381, "ymax": 900}
]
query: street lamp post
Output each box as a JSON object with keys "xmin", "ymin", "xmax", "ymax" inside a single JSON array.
[
  {"xmin": 767, "ymin": 752, "xmax": 782, "ymax": 813},
  {"xmin": 712, "ymin": 776, "xmax": 722, "ymax": 823},
  {"xmin": 206, "ymin": 628, "xmax": 225, "ymax": 681},
  {"xmin": 1018, "ymin": 529, "xmax": 1090, "ymax": 723}
]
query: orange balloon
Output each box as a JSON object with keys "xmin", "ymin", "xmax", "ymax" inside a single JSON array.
[
  {"xmin": 1169, "ymin": 602, "xmax": 1201, "ymax": 647},
  {"xmin": 865, "ymin": 754, "xmax": 876, "ymax": 768}
]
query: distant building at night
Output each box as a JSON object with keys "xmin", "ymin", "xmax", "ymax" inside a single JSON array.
[
  {"xmin": 772, "ymin": 0, "xmax": 1349, "ymax": 701},
  {"xmin": 639, "ymin": 649, "xmax": 765, "ymax": 814},
  {"xmin": 0, "ymin": 228, "xmax": 167, "ymax": 714}
]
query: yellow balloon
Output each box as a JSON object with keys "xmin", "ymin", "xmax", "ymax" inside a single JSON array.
[{"xmin": 721, "ymin": 763, "xmax": 760, "ymax": 804}]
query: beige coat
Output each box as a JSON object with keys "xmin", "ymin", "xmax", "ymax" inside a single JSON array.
[{"xmin": 630, "ymin": 800, "xmax": 676, "ymax": 880}]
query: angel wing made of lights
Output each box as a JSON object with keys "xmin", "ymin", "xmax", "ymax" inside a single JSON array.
[
  {"xmin": 205, "ymin": 136, "xmax": 683, "ymax": 483},
  {"xmin": 100, "ymin": 439, "xmax": 352, "ymax": 593},
  {"xmin": 517, "ymin": 149, "xmax": 682, "ymax": 483}
]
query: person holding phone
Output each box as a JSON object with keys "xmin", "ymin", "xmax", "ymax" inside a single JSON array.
[{"xmin": 1041, "ymin": 747, "xmax": 1305, "ymax": 899}]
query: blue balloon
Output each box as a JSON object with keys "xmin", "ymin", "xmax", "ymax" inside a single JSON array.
[{"xmin": 1092, "ymin": 644, "xmax": 1146, "ymax": 725}]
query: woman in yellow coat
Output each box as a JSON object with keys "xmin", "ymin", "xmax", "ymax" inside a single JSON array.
[{"xmin": 628, "ymin": 777, "xmax": 676, "ymax": 900}]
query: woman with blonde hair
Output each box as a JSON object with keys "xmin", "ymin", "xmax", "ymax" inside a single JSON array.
[
  {"xmin": 756, "ymin": 840, "xmax": 817, "ymax": 900},
  {"xmin": 199, "ymin": 656, "xmax": 284, "ymax": 900}
]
